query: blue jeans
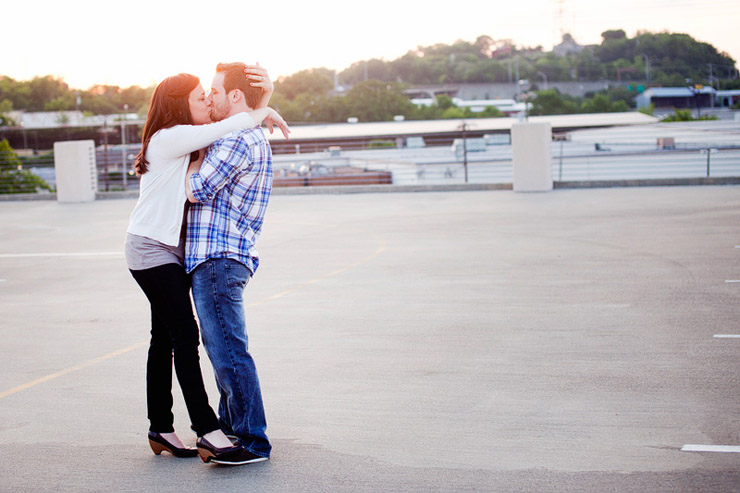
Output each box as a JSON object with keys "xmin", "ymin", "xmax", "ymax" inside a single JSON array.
[{"xmin": 191, "ymin": 258, "xmax": 271, "ymax": 458}]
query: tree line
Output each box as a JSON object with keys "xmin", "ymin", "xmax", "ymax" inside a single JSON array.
[
  {"xmin": 335, "ymin": 31, "xmax": 736, "ymax": 87},
  {"xmin": 0, "ymin": 30, "xmax": 737, "ymax": 126}
]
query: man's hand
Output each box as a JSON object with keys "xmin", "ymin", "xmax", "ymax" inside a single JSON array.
[
  {"xmin": 245, "ymin": 63, "xmax": 273, "ymax": 108},
  {"xmin": 186, "ymin": 149, "xmax": 206, "ymax": 203}
]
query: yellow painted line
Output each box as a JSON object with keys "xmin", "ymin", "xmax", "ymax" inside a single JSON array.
[
  {"xmin": 0, "ymin": 237, "xmax": 386, "ymax": 399},
  {"xmin": 0, "ymin": 341, "xmax": 147, "ymax": 399}
]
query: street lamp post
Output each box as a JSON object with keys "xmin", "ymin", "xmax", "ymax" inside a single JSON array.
[
  {"xmin": 536, "ymin": 71, "xmax": 548, "ymax": 90},
  {"xmin": 121, "ymin": 104, "xmax": 128, "ymax": 189},
  {"xmin": 690, "ymin": 86, "xmax": 702, "ymax": 118},
  {"xmin": 458, "ymin": 122, "xmax": 469, "ymax": 184},
  {"xmin": 641, "ymin": 54, "xmax": 651, "ymax": 87},
  {"xmin": 20, "ymin": 122, "xmax": 27, "ymax": 150}
]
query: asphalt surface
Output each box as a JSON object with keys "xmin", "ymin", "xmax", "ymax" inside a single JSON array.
[{"xmin": 1, "ymin": 186, "xmax": 740, "ymax": 492}]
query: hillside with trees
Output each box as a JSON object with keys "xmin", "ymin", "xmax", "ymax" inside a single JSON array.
[{"xmin": 336, "ymin": 31, "xmax": 736, "ymax": 86}]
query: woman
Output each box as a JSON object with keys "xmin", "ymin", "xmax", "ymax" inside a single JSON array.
[{"xmin": 125, "ymin": 69, "xmax": 288, "ymax": 464}]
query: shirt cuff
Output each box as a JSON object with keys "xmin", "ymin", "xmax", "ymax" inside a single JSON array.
[{"xmin": 189, "ymin": 172, "xmax": 211, "ymax": 203}]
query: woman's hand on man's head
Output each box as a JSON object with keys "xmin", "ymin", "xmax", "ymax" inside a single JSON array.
[{"xmin": 244, "ymin": 63, "xmax": 273, "ymax": 94}]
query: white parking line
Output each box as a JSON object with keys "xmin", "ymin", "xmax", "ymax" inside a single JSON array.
[
  {"xmin": 725, "ymin": 280, "xmax": 740, "ymax": 283},
  {"xmin": 0, "ymin": 252, "xmax": 122, "ymax": 258},
  {"xmin": 714, "ymin": 334, "xmax": 740, "ymax": 338},
  {"xmin": 682, "ymin": 444, "xmax": 740, "ymax": 453}
]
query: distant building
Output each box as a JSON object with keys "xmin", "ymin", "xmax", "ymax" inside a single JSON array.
[
  {"xmin": 403, "ymin": 87, "xmax": 459, "ymax": 100},
  {"xmin": 635, "ymin": 87, "xmax": 716, "ymax": 110},
  {"xmin": 5, "ymin": 110, "xmax": 142, "ymax": 130},
  {"xmin": 403, "ymin": 86, "xmax": 529, "ymax": 116},
  {"xmin": 716, "ymin": 90, "xmax": 740, "ymax": 108},
  {"xmin": 407, "ymin": 95, "xmax": 528, "ymax": 117},
  {"xmin": 553, "ymin": 34, "xmax": 585, "ymax": 57}
]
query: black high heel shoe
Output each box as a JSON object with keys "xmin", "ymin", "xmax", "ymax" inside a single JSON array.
[{"xmin": 148, "ymin": 431, "xmax": 198, "ymax": 458}]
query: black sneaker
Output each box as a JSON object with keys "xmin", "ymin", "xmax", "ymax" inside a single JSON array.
[
  {"xmin": 196, "ymin": 436, "xmax": 268, "ymax": 465},
  {"xmin": 211, "ymin": 448, "xmax": 269, "ymax": 466}
]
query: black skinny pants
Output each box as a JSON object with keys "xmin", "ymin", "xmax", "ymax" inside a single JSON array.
[{"xmin": 130, "ymin": 263, "xmax": 219, "ymax": 436}]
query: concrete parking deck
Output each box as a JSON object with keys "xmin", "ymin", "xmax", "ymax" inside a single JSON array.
[{"xmin": 1, "ymin": 186, "xmax": 739, "ymax": 491}]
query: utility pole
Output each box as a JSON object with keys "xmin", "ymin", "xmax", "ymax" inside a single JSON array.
[
  {"xmin": 459, "ymin": 122, "xmax": 469, "ymax": 183},
  {"xmin": 641, "ymin": 54, "xmax": 650, "ymax": 86},
  {"xmin": 536, "ymin": 71, "xmax": 548, "ymax": 90},
  {"xmin": 121, "ymin": 104, "xmax": 128, "ymax": 190}
]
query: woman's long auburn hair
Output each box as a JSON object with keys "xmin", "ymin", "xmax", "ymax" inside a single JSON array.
[{"xmin": 134, "ymin": 73, "xmax": 200, "ymax": 175}]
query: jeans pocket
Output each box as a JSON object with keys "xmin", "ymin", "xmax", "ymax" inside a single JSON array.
[{"xmin": 224, "ymin": 261, "xmax": 250, "ymax": 302}]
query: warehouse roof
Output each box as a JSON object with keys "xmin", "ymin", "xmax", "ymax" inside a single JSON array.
[{"xmin": 266, "ymin": 112, "xmax": 659, "ymax": 142}]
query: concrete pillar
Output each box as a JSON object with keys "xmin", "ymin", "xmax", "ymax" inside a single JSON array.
[
  {"xmin": 511, "ymin": 122, "xmax": 553, "ymax": 192},
  {"xmin": 53, "ymin": 140, "xmax": 97, "ymax": 203}
]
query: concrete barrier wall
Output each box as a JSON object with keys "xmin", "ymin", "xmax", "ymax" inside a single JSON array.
[
  {"xmin": 511, "ymin": 122, "xmax": 553, "ymax": 192},
  {"xmin": 53, "ymin": 140, "xmax": 97, "ymax": 203}
]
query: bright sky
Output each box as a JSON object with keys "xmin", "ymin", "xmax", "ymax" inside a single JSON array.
[{"xmin": 5, "ymin": 0, "xmax": 739, "ymax": 90}]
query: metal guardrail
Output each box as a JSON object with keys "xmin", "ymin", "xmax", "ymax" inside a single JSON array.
[
  {"xmin": 1, "ymin": 140, "xmax": 739, "ymax": 195},
  {"xmin": 0, "ymin": 150, "xmax": 55, "ymax": 195},
  {"xmin": 0, "ymin": 147, "xmax": 141, "ymax": 194},
  {"xmin": 313, "ymin": 144, "xmax": 740, "ymax": 186}
]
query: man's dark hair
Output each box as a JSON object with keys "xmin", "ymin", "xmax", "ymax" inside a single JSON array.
[{"xmin": 216, "ymin": 62, "xmax": 262, "ymax": 109}]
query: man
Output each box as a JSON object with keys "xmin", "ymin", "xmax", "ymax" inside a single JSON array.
[{"xmin": 185, "ymin": 62, "xmax": 276, "ymax": 464}]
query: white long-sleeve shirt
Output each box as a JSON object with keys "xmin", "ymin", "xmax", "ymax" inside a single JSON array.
[{"xmin": 126, "ymin": 113, "xmax": 255, "ymax": 246}]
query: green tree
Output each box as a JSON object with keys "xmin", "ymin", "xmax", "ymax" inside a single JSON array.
[
  {"xmin": 435, "ymin": 94, "xmax": 455, "ymax": 110},
  {"xmin": 601, "ymin": 29, "xmax": 627, "ymax": 41},
  {"xmin": 474, "ymin": 35, "xmax": 495, "ymax": 57},
  {"xmin": 284, "ymin": 92, "xmax": 349, "ymax": 123},
  {"xmin": 344, "ymin": 80, "xmax": 414, "ymax": 121},
  {"xmin": 27, "ymin": 76, "xmax": 71, "ymax": 111},
  {"xmin": 269, "ymin": 92, "xmax": 303, "ymax": 122},
  {"xmin": 0, "ymin": 99, "xmax": 15, "ymax": 126},
  {"xmin": 634, "ymin": 32, "xmax": 736, "ymax": 85},
  {"xmin": 476, "ymin": 106, "xmax": 504, "ymax": 118},
  {"xmin": 596, "ymin": 31, "xmax": 636, "ymax": 63},
  {"xmin": 45, "ymin": 95, "xmax": 75, "ymax": 111},
  {"xmin": 606, "ymin": 87, "xmax": 636, "ymax": 108},
  {"xmin": 80, "ymin": 89, "xmax": 118, "ymax": 114},
  {"xmin": 441, "ymin": 107, "xmax": 466, "ymax": 119},
  {"xmin": 0, "ymin": 139, "xmax": 52, "ymax": 194},
  {"xmin": 308, "ymin": 95, "xmax": 350, "ymax": 123},
  {"xmin": 275, "ymin": 69, "xmax": 334, "ymax": 101},
  {"xmin": 581, "ymin": 93, "xmax": 629, "ymax": 113},
  {"xmin": 0, "ymin": 76, "xmax": 31, "ymax": 110},
  {"xmin": 529, "ymin": 89, "xmax": 581, "ymax": 115},
  {"xmin": 341, "ymin": 58, "xmax": 392, "ymax": 85},
  {"xmin": 662, "ymin": 108, "xmax": 718, "ymax": 121},
  {"xmin": 639, "ymin": 103, "xmax": 655, "ymax": 116},
  {"xmin": 534, "ymin": 53, "xmax": 570, "ymax": 82}
]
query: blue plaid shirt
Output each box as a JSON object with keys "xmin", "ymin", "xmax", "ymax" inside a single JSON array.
[{"xmin": 185, "ymin": 127, "xmax": 272, "ymax": 274}]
